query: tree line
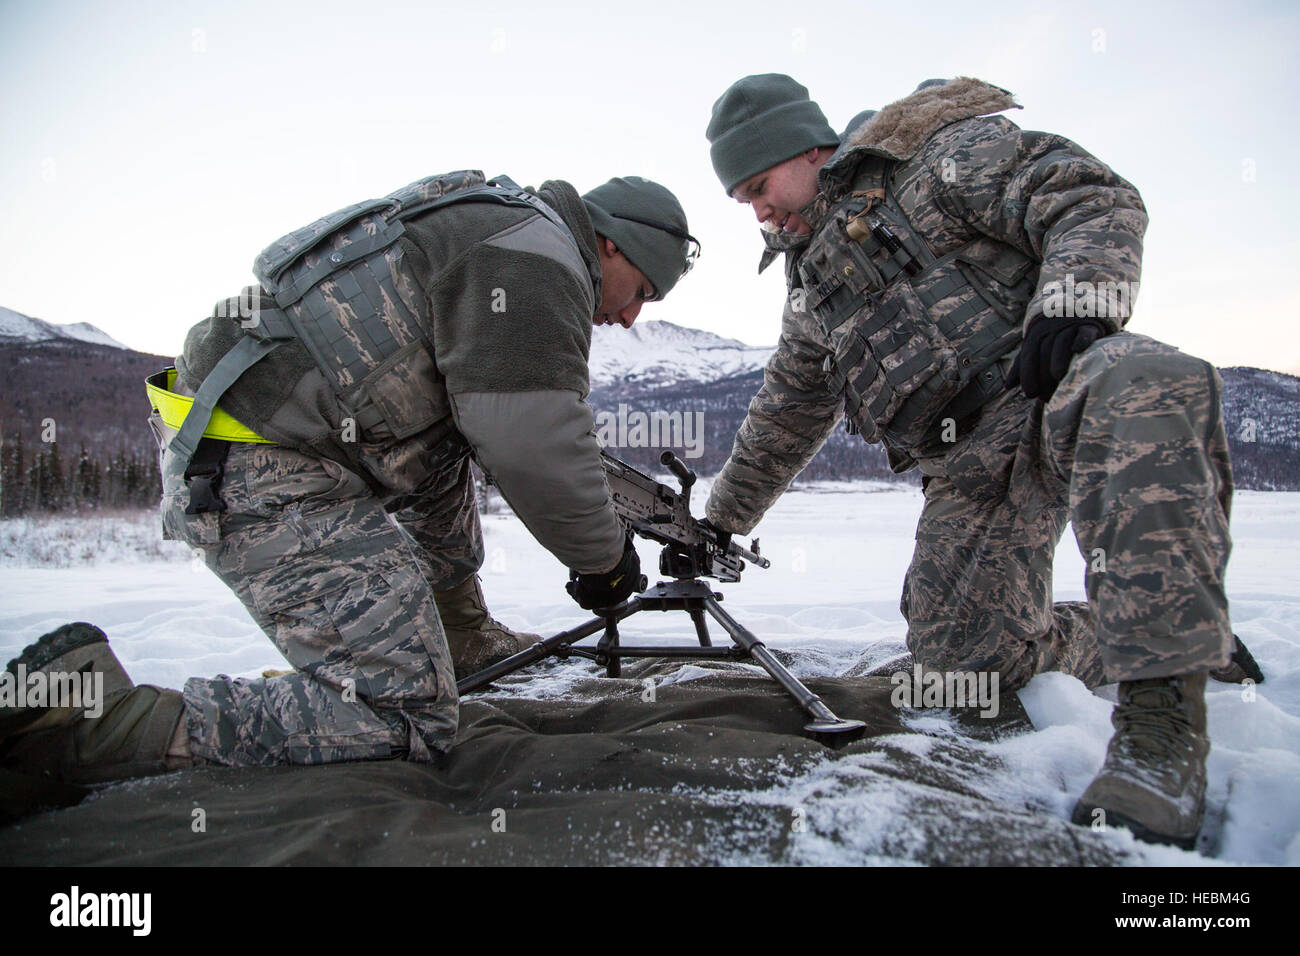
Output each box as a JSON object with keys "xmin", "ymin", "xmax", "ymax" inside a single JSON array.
[{"xmin": 0, "ymin": 433, "xmax": 161, "ymax": 516}]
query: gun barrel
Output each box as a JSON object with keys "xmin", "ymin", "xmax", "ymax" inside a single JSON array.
[{"xmin": 730, "ymin": 542, "xmax": 770, "ymax": 569}]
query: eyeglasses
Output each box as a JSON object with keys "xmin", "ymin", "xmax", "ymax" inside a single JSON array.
[{"xmin": 610, "ymin": 213, "xmax": 702, "ymax": 281}]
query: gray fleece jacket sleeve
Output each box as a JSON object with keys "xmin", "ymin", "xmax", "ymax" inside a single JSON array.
[{"xmin": 451, "ymin": 390, "xmax": 626, "ymax": 574}]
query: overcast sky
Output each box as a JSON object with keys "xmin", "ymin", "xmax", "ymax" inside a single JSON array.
[{"xmin": 2, "ymin": 0, "xmax": 1297, "ymax": 373}]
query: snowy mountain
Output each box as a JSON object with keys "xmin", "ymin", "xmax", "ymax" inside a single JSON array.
[
  {"xmin": 0, "ymin": 306, "xmax": 128, "ymax": 350},
  {"xmin": 588, "ymin": 322, "xmax": 1300, "ymax": 490},
  {"xmin": 2, "ymin": 305, "xmax": 1297, "ymax": 493},
  {"xmin": 589, "ymin": 319, "xmax": 772, "ymax": 388}
]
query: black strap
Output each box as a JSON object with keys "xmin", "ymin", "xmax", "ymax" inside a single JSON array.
[{"xmin": 183, "ymin": 437, "xmax": 232, "ymax": 515}]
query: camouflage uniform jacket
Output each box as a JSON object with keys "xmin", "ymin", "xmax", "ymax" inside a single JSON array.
[
  {"xmin": 177, "ymin": 179, "xmax": 626, "ymax": 573},
  {"xmin": 707, "ymin": 78, "xmax": 1149, "ymax": 535}
]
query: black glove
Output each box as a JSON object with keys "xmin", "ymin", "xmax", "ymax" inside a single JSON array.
[
  {"xmin": 1005, "ymin": 316, "xmax": 1108, "ymax": 400},
  {"xmin": 566, "ymin": 536, "xmax": 643, "ymax": 610}
]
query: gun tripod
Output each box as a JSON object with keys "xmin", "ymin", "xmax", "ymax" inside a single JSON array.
[{"xmin": 457, "ymin": 578, "xmax": 867, "ymax": 743}]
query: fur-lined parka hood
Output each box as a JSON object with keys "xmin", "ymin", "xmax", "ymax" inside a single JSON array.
[
  {"xmin": 821, "ymin": 77, "xmax": 1020, "ymax": 188},
  {"xmin": 756, "ymin": 77, "xmax": 1021, "ymax": 273}
]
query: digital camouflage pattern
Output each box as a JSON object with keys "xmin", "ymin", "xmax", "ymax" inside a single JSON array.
[
  {"xmin": 707, "ymin": 78, "xmax": 1234, "ymax": 686},
  {"xmin": 903, "ymin": 333, "xmax": 1233, "ymax": 688},
  {"xmin": 1045, "ymin": 335, "xmax": 1233, "ymax": 680},
  {"xmin": 156, "ymin": 173, "xmax": 636, "ymax": 769},
  {"xmin": 252, "ymin": 170, "xmax": 487, "ymax": 297},
  {"xmin": 811, "ymin": 79, "xmax": 1146, "ymax": 340},
  {"xmin": 155, "ymin": 429, "xmax": 459, "ymax": 765},
  {"xmin": 387, "ymin": 452, "xmax": 484, "ymax": 591}
]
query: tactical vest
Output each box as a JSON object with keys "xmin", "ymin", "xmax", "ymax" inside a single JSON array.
[
  {"xmin": 166, "ymin": 170, "xmax": 581, "ymax": 476},
  {"xmin": 796, "ymin": 161, "xmax": 1036, "ymax": 452}
]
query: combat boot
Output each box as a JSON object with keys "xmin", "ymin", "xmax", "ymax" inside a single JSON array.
[
  {"xmin": 434, "ymin": 575, "xmax": 542, "ymax": 682},
  {"xmin": 1, "ymin": 623, "xmax": 189, "ymax": 785},
  {"xmin": 1, "ymin": 622, "xmax": 133, "ymax": 740},
  {"xmin": 1072, "ymin": 671, "xmax": 1210, "ymax": 850}
]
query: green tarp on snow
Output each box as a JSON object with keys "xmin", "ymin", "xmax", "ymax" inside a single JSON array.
[{"xmin": 0, "ymin": 657, "xmax": 1130, "ymax": 866}]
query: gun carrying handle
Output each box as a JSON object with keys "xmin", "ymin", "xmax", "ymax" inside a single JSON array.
[{"xmin": 659, "ymin": 451, "xmax": 696, "ymax": 490}]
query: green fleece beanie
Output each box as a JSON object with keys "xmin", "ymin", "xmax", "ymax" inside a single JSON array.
[
  {"xmin": 707, "ymin": 73, "xmax": 840, "ymax": 195},
  {"xmin": 582, "ymin": 177, "xmax": 695, "ymax": 299}
]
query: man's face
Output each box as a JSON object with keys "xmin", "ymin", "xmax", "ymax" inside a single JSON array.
[
  {"xmin": 595, "ymin": 242, "xmax": 655, "ymax": 329},
  {"xmin": 731, "ymin": 151, "xmax": 823, "ymax": 236}
]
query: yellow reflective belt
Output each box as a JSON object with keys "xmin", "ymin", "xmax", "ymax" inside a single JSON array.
[{"xmin": 145, "ymin": 368, "xmax": 273, "ymax": 444}]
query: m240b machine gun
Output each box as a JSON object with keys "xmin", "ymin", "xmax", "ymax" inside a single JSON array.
[{"xmin": 457, "ymin": 451, "xmax": 866, "ymax": 741}]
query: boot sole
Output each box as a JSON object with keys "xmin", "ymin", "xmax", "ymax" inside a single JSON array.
[
  {"xmin": 6, "ymin": 622, "xmax": 109, "ymax": 676},
  {"xmin": 1071, "ymin": 801, "xmax": 1198, "ymax": 851}
]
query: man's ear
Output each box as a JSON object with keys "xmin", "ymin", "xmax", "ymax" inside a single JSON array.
[{"xmin": 596, "ymin": 235, "xmax": 619, "ymax": 259}]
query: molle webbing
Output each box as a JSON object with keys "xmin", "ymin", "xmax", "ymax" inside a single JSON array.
[
  {"xmin": 800, "ymin": 162, "xmax": 1033, "ymax": 448},
  {"xmin": 166, "ymin": 171, "xmax": 579, "ymax": 475},
  {"xmin": 253, "ymin": 171, "xmax": 578, "ymax": 397}
]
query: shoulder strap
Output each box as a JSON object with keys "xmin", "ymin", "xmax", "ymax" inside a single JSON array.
[
  {"xmin": 172, "ymin": 174, "xmax": 578, "ymax": 483},
  {"xmin": 167, "ymin": 334, "xmax": 287, "ymax": 466}
]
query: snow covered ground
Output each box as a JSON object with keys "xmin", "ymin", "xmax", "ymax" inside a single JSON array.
[{"xmin": 1, "ymin": 486, "xmax": 1297, "ymax": 865}]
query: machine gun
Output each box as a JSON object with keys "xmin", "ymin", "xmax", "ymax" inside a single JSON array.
[
  {"xmin": 457, "ymin": 451, "xmax": 866, "ymax": 742},
  {"xmin": 602, "ymin": 450, "xmax": 767, "ymax": 582}
]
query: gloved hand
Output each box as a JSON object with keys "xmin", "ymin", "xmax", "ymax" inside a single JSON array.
[
  {"xmin": 1005, "ymin": 316, "xmax": 1108, "ymax": 400},
  {"xmin": 566, "ymin": 536, "xmax": 643, "ymax": 610}
]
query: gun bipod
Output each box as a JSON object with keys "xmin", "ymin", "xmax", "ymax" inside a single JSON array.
[{"xmin": 457, "ymin": 579, "xmax": 867, "ymax": 745}]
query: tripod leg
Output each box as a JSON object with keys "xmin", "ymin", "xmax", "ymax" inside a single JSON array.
[
  {"xmin": 688, "ymin": 607, "xmax": 713, "ymax": 647},
  {"xmin": 702, "ymin": 596, "xmax": 866, "ymax": 743},
  {"xmin": 597, "ymin": 618, "xmax": 622, "ymax": 678},
  {"xmin": 457, "ymin": 598, "xmax": 643, "ymax": 695}
]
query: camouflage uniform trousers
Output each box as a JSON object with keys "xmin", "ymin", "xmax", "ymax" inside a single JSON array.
[
  {"xmin": 901, "ymin": 332, "xmax": 1234, "ymax": 691},
  {"xmin": 368, "ymin": 442, "xmax": 486, "ymax": 593},
  {"xmin": 155, "ymin": 426, "xmax": 475, "ymax": 767}
]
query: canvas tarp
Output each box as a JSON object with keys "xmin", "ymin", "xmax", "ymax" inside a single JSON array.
[{"xmin": 0, "ymin": 655, "xmax": 1130, "ymax": 866}]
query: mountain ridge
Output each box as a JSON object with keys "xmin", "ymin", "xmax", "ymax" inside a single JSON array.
[
  {"xmin": 0, "ymin": 306, "xmax": 130, "ymax": 351},
  {"xmin": 2, "ymin": 310, "xmax": 1297, "ymax": 497},
  {"xmin": 588, "ymin": 319, "xmax": 773, "ymax": 388}
]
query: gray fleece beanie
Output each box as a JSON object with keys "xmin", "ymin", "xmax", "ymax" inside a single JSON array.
[
  {"xmin": 707, "ymin": 73, "xmax": 840, "ymax": 195},
  {"xmin": 582, "ymin": 177, "xmax": 695, "ymax": 299}
]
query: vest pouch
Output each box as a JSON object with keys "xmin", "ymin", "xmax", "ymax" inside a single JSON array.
[
  {"xmin": 355, "ymin": 417, "xmax": 468, "ymax": 500},
  {"xmin": 801, "ymin": 244, "xmax": 881, "ymax": 441},
  {"xmin": 952, "ymin": 237, "xmax": 1037, "ymax": 328},
  {"xmin": 909, "ymin": 257, "xmax": 1020, "ymax": 384},
  {"xmin": 803, "ymin": 228, "xmax": 963, "ymax": 447},
  {"xmin": 869, "ymin": 282, "xmax": 964, "ymax": 447},
  {"xmin": 351, "ymin": 340, "xmax": 450, "ymax": 443},
  {"xmin": 800, "ymin": 237, "xmax": 876, "ymax": 342},
  {"xmin": 842, "ymin": 198, "xmax": 933, "ymax": 291}
]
